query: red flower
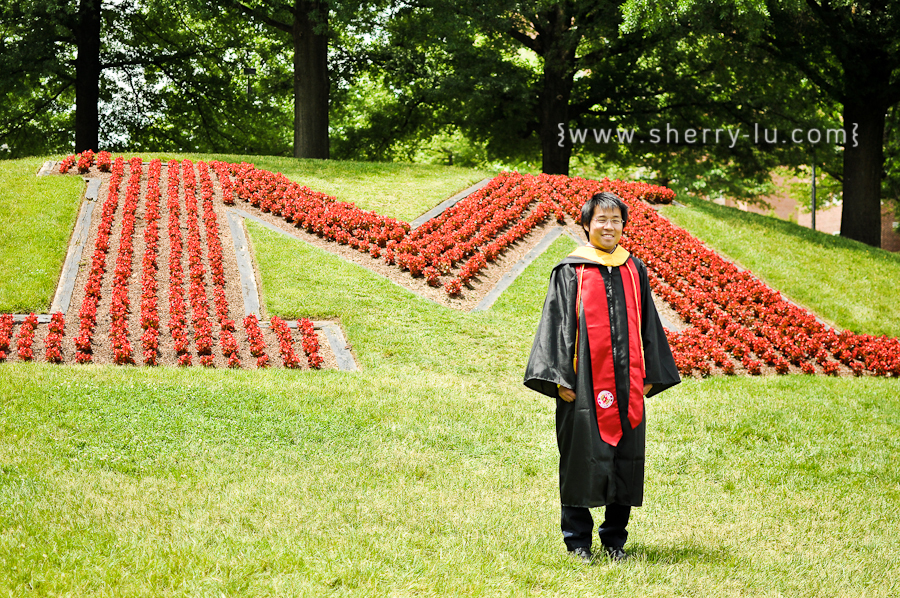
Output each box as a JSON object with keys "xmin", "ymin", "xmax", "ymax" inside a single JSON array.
[{"xmin": 445, "ymin": 279, "xmax": 463, "ymax": 297}]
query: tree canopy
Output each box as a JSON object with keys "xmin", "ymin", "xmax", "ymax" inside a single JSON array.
[{"xmin": 621, "ymin": 0, "xmax": 900, "ymax": 246}]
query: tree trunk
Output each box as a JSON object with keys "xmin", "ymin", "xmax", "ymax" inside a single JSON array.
[
  {"xmin": 540, "ymin": 67, "xmax": 573, "ymax": 175},
  {"xmin": 538, "ymin": 6, "xmax": 576, "ymax": 175},
  {"xmin": 292, "ymin": 0, "xmax": 329, "ymax": 159},
  {"xmin": 840, "ymin": 100, "xmax": 885, "ymax": 247},
  {"xmin": 74, "ymin": 0, "xmax": 102, "ymax": 153}
]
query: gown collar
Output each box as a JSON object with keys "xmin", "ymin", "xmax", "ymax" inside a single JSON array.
[{"xmin": 567, "ymin": 245, "xmax": 630, "ymax": 267}]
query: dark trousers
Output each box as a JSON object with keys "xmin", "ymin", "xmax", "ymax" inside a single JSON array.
[{"xmin": 561, "ymin": 504, "xmax": 631, "ymax": 550}]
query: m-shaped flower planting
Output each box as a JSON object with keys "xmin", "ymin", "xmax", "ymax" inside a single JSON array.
[{"xmin": 0, "ymin": 152, "xmax": 896, "ymax": 376}]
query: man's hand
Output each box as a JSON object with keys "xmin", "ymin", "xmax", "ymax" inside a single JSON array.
[
  {"xmin": 558, "ymin": 386, "xmax": 576, "ymax": 402},
  {"xmin": 560, "ymin": 385, "xmax": 651, "ymax": 401}
]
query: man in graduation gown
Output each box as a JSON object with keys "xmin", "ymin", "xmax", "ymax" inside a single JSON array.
[{"xmin": 524, "ymin": 192, "xmax": 680, "ymax": 562}]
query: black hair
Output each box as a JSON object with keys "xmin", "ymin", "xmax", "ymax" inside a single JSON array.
[{"xmin": 580, "ymin": 192, "xmax": 629, "ymax": 240}]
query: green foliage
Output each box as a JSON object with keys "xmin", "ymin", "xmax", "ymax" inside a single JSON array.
[
  {"xmin": 331, "ymin": 3, "xmax": 538, "ymax": 165},
  {"xmin": 333, "ymin": 0, "xmax": 846, "ymax": 202},
  {"xmin": 0, "ymin": 1, "xmax": 79, "ymax": 157},
  {"xmin": 882, "ymin": 105, "xmax": 900, "ymax": 221},
  {"xmin": 777, "ymin": 165, "xmax": 843, "ymax": 213},
  {"xmin": 575, "ymin": 19, "xmax": 843, "ymax": 200},
  {"xmin": 0, "ymin": 0, "xmax": 297, "ymax": 157},
  {"xmin": 621, "ymin": 0, "xmax": 900, "ymax": 246}
]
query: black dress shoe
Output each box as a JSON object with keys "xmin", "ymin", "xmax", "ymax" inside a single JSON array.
[
  {"xmin": 568, "ymin": 546, "xmax": 593, "ymax": 563},
  {"xmin": 602, "ymin": 545, "xmax": 628, "ymax": 561}
]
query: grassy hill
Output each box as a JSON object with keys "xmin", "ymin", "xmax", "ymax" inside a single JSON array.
[
  {"xmin": 1, "ymin": 155, "xmax": 898, "ymax": 596},
  {"xmin": 659, "ymin": 196, "xmax": 900, "ymax": 338}
]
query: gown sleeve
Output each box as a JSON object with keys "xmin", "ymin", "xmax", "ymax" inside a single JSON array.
[
  {"xmin": 634, "ymin": 257, "xmax": 681, "ymax": 397},
  {"xmin": 524, "ymin": 264, "xmax": 578, "ymax": 399}
]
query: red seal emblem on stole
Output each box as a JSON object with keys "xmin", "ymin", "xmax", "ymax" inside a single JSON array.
[{"xmin": 597, "ymin": 390, "xmax": 615, "ymax": 409}]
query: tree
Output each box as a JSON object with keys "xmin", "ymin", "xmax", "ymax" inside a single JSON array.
[
  {"xmin": 437, "ymin": 0, "xmax": 674, "ymax": 176},
  {"xmin": 335, "ymin": 0, "xmax": 675, "ymax": 175},
  {"xmin": 622, "ymin": 0, "xmax": 900, "ymax": 247},
  {"xmin": 340, "ymin": 0, "xmax": 830, "ymax": 200},
  {"xmin": 1, "ymin": 1, "xmax": 82, "ymax": 155},
  {"xmin": 0, "ymin": 0, "xmax": 292, "ymax": 157},
  {"xmin": 2, "ymin": 0, "xmax": 148, "ymax": 153},
  {"xmin": 113, "ymin": 2, "xmax": 293, "ymax": 155},
  {"xmin": 223, "ymin": 0, "xmax": 331, "ymax": 159}
]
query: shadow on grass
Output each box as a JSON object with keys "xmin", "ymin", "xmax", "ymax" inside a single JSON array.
[
  {"xmin": 674, "ymin": 197, "xmax": 900, "ymax": 263},
  {"xmin": 629, "ymin": 542, "xmax": 732, "ymax": 565}
]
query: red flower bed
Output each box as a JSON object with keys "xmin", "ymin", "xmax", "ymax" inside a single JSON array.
[
  {"xmin": 221, "ymin": 328, "xmax": 241, "ymax": 368},
  {"xmin": 394, "ymin": 173, "xmax": 555, "ymax": 290},
  {"xmin": 367, "ymin": 172, "xmax": 670, "ymax": 294},
  {"xmin": 45, "ymin": 312, "xmax": 65, "ymax": 363},
  {"xmin": 243, "ymin": 314, "xmax": 270, "ymax": 368},
  {"xmin": 59, "ymin": 154, "xmax": 77, "ymax": 174},
  {"xmin": 454, "ymin": 172, "xmax": 898, "ymax": 378},
  {"xmin": 298, "ymin": 318, "xmax": 323, "ymax": 369},
  {"xmin": 198, "ymin": 162, "xmax": 231, "ymax": 330},
  {"xmin": 96, "ymin": 151, "xmax": 112, "ymax": 172},
  {"xmin": 15, "ymin": 313, "xmax": 38, "ymax": 361},
  {"xmin": 77, "ymin": 150, "xmax": 95, "ymax": 174},
  {"xmin": 0, "ymin": 313, "xmax": 13, "ymax": 360},
  {"xmin": 166, "ymin": 160, "xmax": 191, "ymax": 360},
  {"xmin": 270, "ymin": 316, "xmax": 300, "ymax": 368},
  {"xmin": 108, "ymin": 157, "xmax": 143, "ymax": 365},
  {"xmin": 210, "ymin": 161, "xmax": 236, "ymax": 205},
  {"xmin": 224, "ymin": 162, "xmax": 409, "ymax": 258},
  {"xmin": 16, "ymin": 156, "xmax": 328, "ymax": 369},
  {"xmin": 140, "ymin": 160, "xmax": 163, "ymax": 365},
  {"xmin": 196, "ymin": 161, "xmax": 240, "ymax": 364},
  {"xmin": 74, "ymin": 156, "xmax": 126, "ymax": 363},
  {"xmin": 182, "ymin": 160, "xmax": 216, "ymax": 364},
  {"xmin": 603, "ymin": 182, "xmax": 900, "ymax": 378},
  {"xmin": 42, "ymin": 156, "xmax": 897, "ymax": 376}
]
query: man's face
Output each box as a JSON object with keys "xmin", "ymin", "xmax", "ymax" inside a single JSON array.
[{"xmin": 583, "ymin": 206, "xmax": 623, "ymax": 252}]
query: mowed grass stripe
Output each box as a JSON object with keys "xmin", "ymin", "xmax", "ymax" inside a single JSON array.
[
  {"xmin": 2, "ymin": 373, "xmax": 898, "ymax": 593},
  {"xmin": 0, "ymin": 157, "xmax": 86, "ymax": 313}
]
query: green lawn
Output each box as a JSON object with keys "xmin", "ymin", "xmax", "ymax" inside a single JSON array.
[
  {"xmin": 1, "ymin": 156, "xmax": 899, "ymax": 596},
  {"xmin": 135, "ymin": 153, "xmax": 496, "ymax": 222},
  {"xmin": 2, "ymin": 230, "xmax": 899, "ymax": 596},
  {"xmin": 659, "ymin": 197, "xmax": 900, "ymax": 337},
  {"xmin": 0, "ymin": 157, "xmax": 85, "ymax": 312}
]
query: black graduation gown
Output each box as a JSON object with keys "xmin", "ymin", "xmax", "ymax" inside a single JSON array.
[{"xmin": 524, "ymin": 251, "xmax": 680, "ymax": 507}]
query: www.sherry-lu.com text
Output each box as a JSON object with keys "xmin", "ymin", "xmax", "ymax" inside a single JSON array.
[{"xmin": 557, "ymin": 123, "xmax": 858, "ymax": 148}]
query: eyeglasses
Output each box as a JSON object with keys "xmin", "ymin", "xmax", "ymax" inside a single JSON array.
[{"xmin": 591, "ymin": 218, "xmax": 623, "ymax": 227}]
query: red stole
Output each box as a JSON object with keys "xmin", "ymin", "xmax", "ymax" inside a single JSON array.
[{"xmin": 576, "ymin": 259, "xmax": 646, "ymax": 446}]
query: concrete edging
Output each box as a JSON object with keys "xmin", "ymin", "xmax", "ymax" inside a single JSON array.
[
  {"xmin": 36, "ymin": 161, "xmax": 55, "ymax": 177},
  {"xmin": 49, "ymin": 200, "xmax": 95, "ymax": 314},
  {"xmin": 472, "ymin": 227, "xmax": 566, "ymax": 312},
  {"xmin": 227, "ymin": 208, "xmax": 361, "ymax": 371},
  {"xmin": 409, "ymin": 178, "xmax": 492, "ymax": 230},
  {"xmin": 226, "ymin": 210, "xmax": 262, "ymax": 317}
]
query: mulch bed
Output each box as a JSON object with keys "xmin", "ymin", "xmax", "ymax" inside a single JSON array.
[{"xmin": 4, "ymin": 162, "xmax": 334, "ymax": 370}]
